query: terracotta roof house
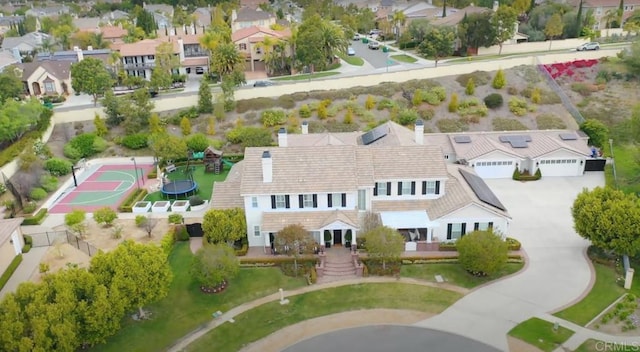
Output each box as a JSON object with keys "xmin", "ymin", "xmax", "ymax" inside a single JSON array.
[
  {"xmin": 211, "ymin": 121, "xmax": 511, "ymax": 253},
  {"xmin": 0, "ymin": 218, "xmax": 25, "ymax": 284},
  {"xmin": 19, "ymin": 60, "xmax": 72, "ymax": 96},
  {"xmin": 231, "ymin": 7, "xmax": 276, "ymax": 31},
  {"xmin": 232, "ymin": 25, "xmax": 291, "ymax": 72},
  {"xmin": 431, "ymin": 4, "xmax": 491, "ymax": 27},
  {"xmin": 100, "ymin": 25, "xmax": 128, "ymax": 44}
]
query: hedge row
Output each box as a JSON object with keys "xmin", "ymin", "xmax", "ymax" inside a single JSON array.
[
  {"xmin": 22, "ymin": 235, "xmax": 33, "ymax": 253},
  {"xmin": 397, "ymin": 256, "xmax": 523, "ymax": 265},
  {"xmin": 21, "ymin": 208, "xmax": 48, "ymax": 225},
  {"xmin": 438, "ymin": 237, "xmax": 522, "ymax": 252},
  {"xmin": 118, "ymin": 189, "xmax": 148, "ymax": 213},
  {"xmin": 0, "ymin": 254, "xmax": 23, "ymax": 291},
  {"xmin": 238, "ymin": 256, "xmax": 317, "ymax": 267}
]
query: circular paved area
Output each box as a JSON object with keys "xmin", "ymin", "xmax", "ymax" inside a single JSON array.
[{"xmin": 282, "ymin": 325, "xmax": 501, "ymax": 352}]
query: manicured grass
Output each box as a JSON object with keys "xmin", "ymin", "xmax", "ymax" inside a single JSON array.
[
  {"xmin": 508, "ymin": 318, "xmax": 574, "ymax": 352},
  {"xmin": 390, "ymin": 54, "xmax": 417, "ymax": 63},
  {"xmin": 575, "ymin": 339, "xmax": 639, "ymax": 352},
  {"xmin": 610, "ymin": 143, "xmax": 640, "ymax": 194},
  {"xmin": 186, "ymin": 283, "xmax": 463, "ymax": 352},
  {"xmin": 92, "ymin": 243, "xmax": 306, "ymax": 352},
  {"xmin": 401, "ymin": 262, "xmax": 524, "ymax": 289},
  {"xmin": 553, "ymin": 263, "xmax": 626, "ymax": 326},
  {"xmin": 337, "ymin": 53, "xmax": 364, "ymax": 66},
  {"xmin": 272, "ymin": 71, "xmax": 341, "ymax": 81},
  {"xmin": 144, "ymin": 165, "xmax": 229, "ymax": 203}
]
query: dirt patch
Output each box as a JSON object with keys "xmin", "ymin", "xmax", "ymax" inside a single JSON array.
[
  {"xmin": 240, "ymin": 309, "xmax": 432, "ymax": 352},
  {"xmin": 30, "ymin": 243, "xmax": 91, "ymax": 282},
  {"xmin": 507, "ymin": 336, "xmax": 543, "ymax": 352}
]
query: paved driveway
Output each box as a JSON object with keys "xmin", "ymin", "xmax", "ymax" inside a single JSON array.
[
  {"xmin": 349, "ymin": 38, "xmax": 398, "ymax": 69},
  {"xmin": 416, "ymin": 173, "xmax": 604, "ymax": 350}
]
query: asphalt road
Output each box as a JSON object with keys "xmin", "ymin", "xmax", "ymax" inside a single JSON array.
[
  {"xmin": 349, "ymin": 37, "xmax": 399, "ymax": 69},
  {"xmin": 281, "ymin": 325, "xmax": 501, "ymax": 352}
]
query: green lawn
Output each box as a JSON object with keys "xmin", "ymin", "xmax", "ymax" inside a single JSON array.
[
  {"xmin": 553, "ymin": 263, "xmax": 626, "ymax": 326},
  {"xmin": 610, "ymin": 143, "xmax": 640, "ymax": 194},
  {"xmin": 186, "ymin": 283, "xmax": 463, "ymax": 352},
  {"xmin": 400, "ymin": 262, "xmax": 524, "ymax": 289},
  {"xmin": 144, "ymin": 165, "xmax": 229, "ymax": 203},
  {"xmin": 508, "ymin": 318, "xmax": 574, "ymax": 352},
  {"xmin": 92, "ymin": 243, "xmax": 306, "ymax": 352},
  {"xmin": 272, "ymin": 71, "xmax": 341, "ymax": 81},
  {"xmin": 338, "ymin": 53, "xmax": 364, "ymax": 66},
  {"xmin": 575, "ymin": 339, "xmax": 639, "ymax": 352},
  {"xmin": 390, "ymin": 54, "xmax": 417, "ymax": 63}
]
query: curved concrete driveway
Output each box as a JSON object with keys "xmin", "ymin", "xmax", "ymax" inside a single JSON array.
[{"xmin": 416, "ymin": 174, "xmax": 604, "ymax": 350}]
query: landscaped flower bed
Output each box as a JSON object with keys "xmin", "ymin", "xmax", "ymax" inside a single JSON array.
[
  {"xmin": 171, "ymin": 200, "xmax": 190, "ymax": 212},
  {"xmin": 132, "ymin": 201, "xmax": 151, "ymax": 213},
  {"xmin": 152, "ymin": 201, "xmax": 171, "ymax": 213},
  {"xmin": 541, "ymin": 59, "xmax": 599, "ymax": 79}
]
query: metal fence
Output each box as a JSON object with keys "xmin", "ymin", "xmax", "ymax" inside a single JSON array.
[
  {"xmin": 65, "ymin": 232, "xmax": 99, "ymax": 257},
  {"xmin": 536, "ymin": 58, "xmax": 586, "ymax": 125},
  {"xmin": 27, "ymin": 230, "xmax": 99, "ymax": 257}
]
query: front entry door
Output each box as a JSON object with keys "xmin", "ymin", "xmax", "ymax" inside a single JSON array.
[{"xmin": 333, "ymin": 230, "xmax": 342, "ymax": 246}]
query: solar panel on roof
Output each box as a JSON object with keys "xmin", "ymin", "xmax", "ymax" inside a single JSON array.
[
  {"xmin": 361, "ymin": 125, "xmax": 388, "ymax": 145},
  {"xmin": 459, "ymin": 169, "xmax": 507, "ymax": 211},
  {"xmin": 453, "ymin": 135, "xmax": 471, "ymax": 143},
  {"xmin": 499, "ymin": 136, "xmax": 510, "ymax": 143},
  {"xmin": 559, "ymin": 133, "xmax": 578, "ymax": 140},
  {"xmin": 510, "ymin": 140, "xmax": 529, "ymax": 148}
]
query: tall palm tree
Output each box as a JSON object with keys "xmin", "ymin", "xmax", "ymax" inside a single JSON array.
[
  {"xmin": 284, "ymin": 23, "xmax": 298, "ymax": 73},
  {"xmin": 108, "ymin": 51, "xmax": 122, "ymax": 76},
  {"xmin": 256, "ymin": 36, "xmax": 279, "ymax": 75},
  {"xmin": 319, "ymin": 21, "xmax": 347, "ymax": 68},
  {"xmin": 211, "ymin": 42, "xmax": 243, "ymax": 78},
  {"xmin": 392, "ymin": 10, "xmax": 407, "ymax": 41},
  {"xmin": 90, "ymin": 32, "xmax": 110, "ymax": 49}
]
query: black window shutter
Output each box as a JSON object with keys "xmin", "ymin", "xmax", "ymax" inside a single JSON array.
[
  {"xmin": 397, "ymin": 182, "xmax": 403, "ymax": 195},
  {"xmin": 474, "ymin": 222, "xmax": 479, "ymax": 231},
  {"xmin": 285, "ymin": 195, "xmax": 290, "ymax": 209},
  {"xmin": 341, "ymin": 193, "xmax": 346, "ymax": 207},
  {"xmin": 411, "ymin": 181, "xmax": 416, "ymax": 195},
  {"xmin": 312, "ymin": 194, "xmax": 317, "ymax": 208},
  {"xmin": 461, "ymin": 223, "xmax": 467, "ymax": 236},
  {"xmin": 298, "ymin": 194, "xmax": 304, "ymax": 209},
  {"xmin": 386, "ymin": 182, "xmax": 391, "ymax": 196},
  {"xmin": 271, "ymin": 195, "xmax": 276, "ymax": 209},
  {"xmin": 422, "ymin": 181, "xmax": 427, "ymax": 195},
  {"xmin": 447, "ymin": 224, "xmax": 452, "ymax": 240},
  {"xmin": 327, "ymin": 194, "xmax": 332, "ymax": 208},
  {"xmin": 435, "ymin": 181, "xmax": 441, "ymax": 195},
  {"xmin": 373, "ymin": 183, "xmax": 378, "ymax": 196},
  {"xmin": 489, "ymin": 222, "xmax": 494, "ymax": 229}
]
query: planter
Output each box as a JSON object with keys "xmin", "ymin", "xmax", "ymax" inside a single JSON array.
[
  {"xmin": 325, "ymin": 242, "xmax": 331, "ymax": 248},
  {"xmin": 152, "ymin": 201, "xmax": 170, "ymax": 213},
  {"xmin": 345, "ymin": 241, "xmax": 351, "ymax": 248},
  {"xmin": 132, "ymin": 201, "xmax": 151, "ymax": 213},
  {"xmin": 189, "ymin": 200, "xmax": 209, "ymax": 212},
  {"xmin": 171, "ymin": 200, "xmax": 190, "ymax": 212},
  {"xmin": 345, "ymin": 230, "xmax": 352, "ymax": 248}
]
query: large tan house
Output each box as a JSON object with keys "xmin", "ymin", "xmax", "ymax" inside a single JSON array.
[
  {"xmin": 0, "ymin": 218, "xmax": 24, "ymax": 280},
  {"xmin": 231, "ymin": 7, "xmax": 276, "ymax": 31},
  {"xmin": 20, "ymin": 60, "xmax": 72, "ymax": 96},
  {"xmin": 232, "ymin": 26, "xmax": 290, "ymax": 72}
]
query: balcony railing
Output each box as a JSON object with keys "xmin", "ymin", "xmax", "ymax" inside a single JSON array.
[{"xmin": 123, "ymin": 62, "xmax": 155, "ymax": 69}]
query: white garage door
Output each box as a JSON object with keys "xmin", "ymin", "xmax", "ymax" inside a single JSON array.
[
  {"xmin": 473, "ymin": 160, "xmax": 515, "ymax": 179},
  {"xmin": 538, "ymin": 159, "xmax": 582, "ymax": 177}
]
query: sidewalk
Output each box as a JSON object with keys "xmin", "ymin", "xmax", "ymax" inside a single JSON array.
[{"xmin": 0, "ymin": 246, "xmax": 48, "ymax": 299}]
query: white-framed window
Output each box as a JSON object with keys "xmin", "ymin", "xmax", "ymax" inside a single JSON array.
[
  {"xmin": 239, "ymin": 43, "xmax": 247, "ymax": 50},
  {"xmin": 539, "ymin": 159, "xmax": 577, "ymax": 164},
  {"xmin": 376, "ymin": 182, "xmax": 387, "ymax": 196},
  {"xmin": 358, "ymin": 189, "xmax": 366, "ymax": 210},
  {"xmin": 147, "ymin": 55, "xmax": 154, "ymax": 60},
  {"xmin": 447, "ymin": 223, "xmax": 466, "ymax": 240},
  {"xmin": 44, "ymin": 81, "xmax": 55, "ymax": 93},
  {"xmin": 251, "ymin": 197, "xmax": 258, "ymax": 208},
  {"xmin": 303, "ymin": 194, "xmax": 314, "ymax": 208},
  {"xmin": 474, "ymin": 222, "xmax": 494, "ymax": 231},
  {"xmin": 256, "ymin": 46, "xmax": 262, "ymax": 54},
  {"xmin": 275, "ymin": 195, "xmax": 286, "ymax": 209},
  {"xmin": 424, "ymin": 181, "xmax": 436, "ymax": 194},
  {"xmin": 331, "ymin": 193, "xmax": 340, "ymax": 207},
  {"xmin": 253, "ymin": 225, "xmax": 261, "ymax": 237},
  {"xmin": 401, "ymin": 181, "xmax": 412, "ymax": 195}
]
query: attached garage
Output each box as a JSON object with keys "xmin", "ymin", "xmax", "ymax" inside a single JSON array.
[
  {"xmin": 473, "ymin": 160, "xmax": 516, "ymax": 179},
  {"xmin": 537, "ymin": 158, "xmax": 583, "ymax": 177}
]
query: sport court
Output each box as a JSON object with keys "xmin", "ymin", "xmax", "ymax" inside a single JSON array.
[{"xmin": 49, "ymin": 164, "xmax": 153, "ymax": 214}]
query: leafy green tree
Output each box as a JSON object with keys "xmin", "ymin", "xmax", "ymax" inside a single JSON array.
[
  {"xmin": 93, "ymin": 207, "xmax": 117, "ymax": 226},
  {"xmin": 544, "ymin": 13, "xmax": 564, "ymax": 49},
  {"xmin": 102, "ymin": 90, "xmax": 123, "ymax": 126},
  {"xmin": 492, "ymin": 68, "xmax": 506, "ymax": 89},
  {"xmin": 186, "ymin": 133, "xmax": 210, "ymax": 152},
  {"xmin": 407, "ymin": 19, "xmax": 432, "ymax": 45},
  {"xmin": 180, "ymin": 117, "xmax": 191, "ymax": 136},
  {"xmin": 296, "ymin": 15, "xmax": 328, "ymax": 72},
  {"xmin": 211, "ymin": 42, "xmax": 243, "ymax": 79},
  {"xmin": 0, "ymin": 99, "xmax": 45, "ymax": 144},
  {"xmin": 135, "ymin": 10, "xmax": 158, "ymax": 36},
  {"xmin": 274, "ymin": 224, "xmax": 317, "ymax": 274},
  {"xmin": 150, "ymin": 42, "xmax": 179, "ymax": 91},
  {"xmin": 53, "ymin": 24, "xmax": 75, "ymax": 50},
  {"xmin": 417, "ymin": 27, "xmax": 455, "ymax": 67},
  {"xmin": 572, "ymin": 187, "xmax": 640, "ymax": 272},
  {"xmin": 93, "ymin": 113, "xmax": 108, "ymax": 137},
  {"xmin": 0, "ymin": 66, "xmax": 24, "ymax": 103},
  {"xmin": 202, "ymin": 208, "xmax": 247, "ymax": 245},
  {"xmin": 65, "ymin": 209, "xmax": 87, "ymax": 238},
  {"xmin": 148, "ymin": 132, "xmax": 188, "ymax": 162},
  {"xmin": 148, "ymin": 113, "xmax": 164, "ymax": 134},
  {"xmin": 580, "ymin": 119, "xmax": 609, "ymax": 148},
  {"xmin": 362, "ymin": 226, "xmax": 404, "ymax": 270},
  {"xmin": 458, "ymin": 12, "xmax": 496, "ymax": 51},
  {"xmin": 90, "ymin": 240, "xmax": 173, "ymax": 319},
  {"xmin": 197, "ymin": 79, "xmax": 213, "ymax": 113},
  {"xmin": 191, "ymin": 244, "xmax": 239, "ymax": 288},
  {"xmin": 71, "ymin": 58, "xmax": 113, "ymax": 106},
  {"xmin": 491, "ymin": 6, "xmax": 518, "ymax": 55},
  {"xmin": 456, "ymin": 230, "xmax": 508, "ymax": 276},
  {"xmin": 120, "ymin": 88, "xmax": 154, "ymax": 134}
]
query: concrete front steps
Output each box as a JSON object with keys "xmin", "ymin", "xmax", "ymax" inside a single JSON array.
[{"xmin": 317, "ymin": 247, "xmax": 357, "ymax": 284}]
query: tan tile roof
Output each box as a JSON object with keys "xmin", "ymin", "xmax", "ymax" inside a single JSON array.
[
  {"xmin": 261, "ymin": 209, "xmax": 359, "ymax": 232},
  {"xmin": 183, "ymin": 57, "xmax": 209, "ymax": 66},
  {"xmin": 211, "ymin": 161, "xmax": 244, "ymax": 209},
  {"xmin": 231, "ymin": 25, "xmax": 289, "ymax": 42},
  {"xmin": 236, "ymin": 7, "xmax": 274, "ymax": 22},
  {"xmin": 287, "ymin": 121, "xmax": 419, "ymax": 147},
  {"xmin": 432, "ymin": 5, "xmax": 490, "ymax": 27},
  {"xmin": 100, "ymin": 26, "xmax": 127, "ymax": 39},
  {"xmin": 21, "ymin": 60, "xmax": 72, "ymax": 81},
  {"xmin": 0, "ymin": 218, "xmax": 22, "ymax": 245},
  {"xmin": 118, "ymin": 39, "xmax": 180, "ymax": 57}
]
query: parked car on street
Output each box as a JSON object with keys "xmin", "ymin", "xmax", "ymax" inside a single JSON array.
[
  {"xmin": 353, "ymin": 33, "xmax": 361, "ymax": 40},
  {"xmin": 577, "ymin": 42, "xmax": 600, "ymax": 51},
  {"xmin": 347, "ymin": 47, "xmax": 355, "ymax": 56},
  {"xmin": 253, "ymin": 81, "xmax": 274, "ymax": 87},
  {"xmin": 368, "ymin": 41, "xmax": 380, "ymax": 50}
]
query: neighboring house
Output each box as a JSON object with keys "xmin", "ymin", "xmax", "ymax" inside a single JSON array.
[
  {"xmin": 1, "ymin": 32, "xmax": 51, "ymax": 56},
  {"xmin": 423, "ymin": 130, "xmax": 597, "ymax": 179},
  {"xmin": 157, "ymin": 30, "xmax": 210, "ymax": 73},
  {"xmin": 101, "ymin": 25, "xmax": 128, "ymax": 44},
  {"xmin": 72, "ymin": 17, "xmax": 103, "ymax": 32},
  {"xmin": 569, "ymin": 0, "xmax": 640, "ymax": 30},
  {"xmin": 20, "ymin": 60, "xmax": 72, "ymax": 96},
  {"xmin": 0, "ymin": 218, "xmax": 24, "ymax": 280},
  {"xmin": 193, "ymin": 7, "xmax": 212, "ymax": 27},
  {"xmin": 0, "ymin": 50, "xmax": 22, "ymax": 71},
  {"xmin": 211, "ymin": 121, "xmax": 511, "ymax": 252},
  {"xmin": 101, "ymin": 10, "xmax": 130, "ymax": 23},
  {"xmin": 232, "ymin": 25, "xmax": 290, "ymax": 72},
  {"xmin": 117, "ymin": 38, "xmax": 182, "ymax": 79},
  {"xmin": 35, "ymin": 48, "xmax": 110, "ymax": 64},
  {"xmin": 240, "ymin": 0, "xmax": 270, "ymax": 10},
  {"xmin": 25, "ymin": 5, "xmax": 70, "ymax": 18},
  {"xmin": 0, "ymin": 15, "xmax": 24, "ymax": 34},
  {"xmin": 431, "ymin": 4, "xmax": 491, "ymax": 27},
  {"xmin": 151, "ymin": 12, "xmax": 171, "ymax": 30},
  {"xmin": 143, "ymin": 3, "xmax": 174, "ymax": 17},
  {"xmin": 231, "ymin": 7, "xmax": 276, "ymax": 31}
]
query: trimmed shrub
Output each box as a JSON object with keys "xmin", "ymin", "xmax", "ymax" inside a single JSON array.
[
  {"xmin": 492, "ymin": 69, "xmax": 506, "ymax": 89},
  {"xmin": 448, "ymin": 93, "xmax": 459, "ymax": 112},
  {"xmin": 423, "ymin": 90, "xmax": 441, "ymax": 105},
  {"xmin": 22, "ymin": 208, "xmax": 48, "ymax": 225},
  {"xmin": 530, "ymin": 87, "xmax": 541, "ymax": 104},
  {"xmin": 465, "ymin": 78, "xmax": 475, "ymax": 95},
  {"xmin": 39, "ymin": 175, "xmax": 59, "ymax": 193},
  {"xmin": 418, "ymin": 107, "xmax": 435, "ymax": 121},
  {"xmin": 396, "ymin": 108, "xmax": 419, "ymax": 126},
  {"xmin": 0, "ymin": 254, "xmax": 22, "ymax": 291},
  {"xmin": 189, "ymin": 195, "xmax": 204, "ymax": 206},
  {"xmin": 44, "ymin": 158, "xmax": 73, "ymax": 176},
  {"xmin": 261, "ymin": 109, "xmax": 286, "ymax": 127},
  {"xmin": 94, "ymin": 207, "xmax": 118, "ymax": 226},
  {"xmin": 484, "ymin": 93, "xmax": 504, "ymax": 109},
  {"xmin": 186, "ymin": 133, "xmax": 210, "ymax": 152},
  {"xmin": 506, "ymin": 237, "xmax": 521, "ymax": 251},
  {"xmin": 67, "ymin": 133, "xmax": 100, "ymax": 158},
  {"xmin": 161, "ymin": 229, "xmax": 176, "ymax": 255},
  {"xmin": 174, "ymin": 225, "xmax": 190, "ymax": 241},
  {"xmin": 135, "ymin": 215, "xmax": 147, "ymax": 227},
  {"xmin": 376, "ymin": 98, "xmax": 396, "ymax": 110},
  {"xmin": 365, "ymin": 95, "xmax": 376, "ymax": 110},
  {"xmin": 431, "ymin": 86, "xmax": 447, "ymax": 102},
  {"xmin": 117, "ymin": 188, "xmax": 147, "ymax": 212},
  {"xmin": 29, "ymin": 188, "xmax": 47, "ymax": 201},
  {"xmin": 168, "ymin": 214, "xmax": 183, "ymax": 224},
  {"xmin": 457, "ymin": 98, "xmax": 488, "ymax": 117},
  {"xmin": 120, "ymin": 133, "xmax": 148, "ymax": 150},
  {"xmin": 226, "ymin": 126, "xmax": 273, "ymax": 148},
  {"xmin": 298, "ymin": 104, "xmax": 311, "ymax": 118},
  {"xmin": 457, "ymin": 230, "xmax": 508, "ymax": 276},
  {"xmin": 508, "ymin": 97, "xmax": 528, "ymax": 116},
  {"xmin": 63, "ymin": 143, "xmax": 83, "ymax": 160},
  {"xmin": 23, "ymin": 201, "xmax": 37, "ymax": 214}
]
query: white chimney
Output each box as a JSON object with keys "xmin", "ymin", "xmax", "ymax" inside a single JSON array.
[
  {"xmin": 74, "ymin": 47, "xmax": 84, "ymax": 62},
  {"xmin": 177, "ymin": 38, "xmax": 185, "ymax": 62},
  {"xmin": 301, "ymin": 121, "xmax": 308, "ymax": 134},
  {"xmin": 87, "ymin": 45, "xmax": 93, "ymax": 51},
  {"xmin": 415, "ymin": 119, "xmax": 424, "ymax": 145},
  {"xmin": 493, "ymin": 0, "xmax": 499, "ymax": 11},
  {"xmin": 278, "ymin": 128, "xmax": 287, "ymax": 147},
  {"xmin": 262, "ymin": 151, "xmax": 273, "ymax": 183}
]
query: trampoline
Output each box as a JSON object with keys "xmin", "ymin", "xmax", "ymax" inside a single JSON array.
[{"xmin": 161, "ymin": 180, "xmax": 198, "ymax": 199}]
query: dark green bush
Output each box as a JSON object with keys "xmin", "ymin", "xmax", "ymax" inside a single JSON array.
[
  {"xmin": 21, "ymin": 244, "xmax": 31, "ymax": 253},
  {"xmin": 29, "ymin": 188, "xmax": 47, "ymax": 201},
  {"xmin": 120, "ymin": 133, "xmax": 149, "ymax": 149},
  {"xmin": 0, "ymin": 254, "xmax": 22, "ymax": 290},
  {"xmin": 44, "ymin": 158, "xmax": 73, "ymax": 176},
  {"xmin": 226, "ymin": 126, "xmax": 273, "ymax": 148},
  {"xmin": 173, "ymin": 225, "xmax": 190, "ymax": 241},
  {"xmin": 168, "ymin": 214, "xmax": 183, "ymax": 224},
  {"xmin": 65, "ymin": 133, "xmax": 107, "ymax": 159},
  {"xmin": 484, "ymin": 93, "xmax": 504, "ymax": 109},
  {"xmin": 189, "ymin": 195, "xmax": 204, "ymax": 206},
  {"xmin": 396, "ymin": 108, "xmax": 419, "ymax": 126},
  {"xmin": 186, "ymin": 133, "xmax": 210, "ymax": 152},
  {"xmin": 63, "ymin": 143, "xmax": 83, "ymax": 160},
  {"xmin": 39, "ymin": 175, "xmax": 58, "ymax": 193},
  {"xmin": 21, "ymin": 208, "xmax": 48, "ymax": 225}
]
